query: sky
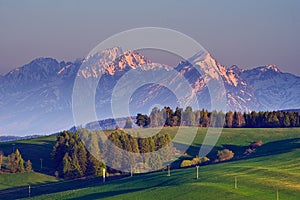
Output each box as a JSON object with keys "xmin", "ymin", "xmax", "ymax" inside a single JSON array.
[{"xmin": 0, "ymin": 0, "xmax": 300, "ymax": 75}]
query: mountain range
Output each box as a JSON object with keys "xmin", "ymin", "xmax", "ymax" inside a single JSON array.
[{"xmin": 0, "ymin": 47, "xmax": 299, "ymax": 135}]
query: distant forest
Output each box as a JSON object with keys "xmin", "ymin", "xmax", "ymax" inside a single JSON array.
[{"xmin": 134, "ymin": 107, "xmax": 300, "ymax": 128}]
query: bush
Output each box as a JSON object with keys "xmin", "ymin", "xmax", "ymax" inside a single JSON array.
[
  {"xmin": 180, "ymin": 156, "xmax": 210, "ymax": 168},
  {"xmin": 191, "ymin": 157, "xmax": 201, "ymax": 165},
  {"xmin": 217, "ymin": 149, "xmax": 234, "ymax": 162},
  {"xmin": 181, "ymin": 160, "xmax": 193, "ymax": 167}
]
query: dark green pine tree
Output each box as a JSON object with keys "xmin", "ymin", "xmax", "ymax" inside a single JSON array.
[
  {"xmin": 267, "ymin": 112, "xmax": 280, "ymax": 127},
  {"xmin": 86, "ymin": 153, "xmax": 105, "ymax": 177},
  {"xmin": 136, "ymin": 114, "xmax": 145, "ymax": 127},
  {"xmin": 289, "ymin": 112, "xmax": 297, "ymax": 127},
  {"xmin": 225, "ymin": 111, "xmax": 234, "ymax": 128},
  {"xmin": 62, "ymin": 152, "xmax": 72, "ymax": 178},
  {"xmin": 199, "ymin": 110, "xmax": 210, "ymax": 127},
  {"xmin": 164, "ymin": 107, "xmax": 174, "ymax": 126},
  {"xmin": 174, "ymin": 107, "xmax": 182, "ymax": 126},
  {"xmin": 106, "ymin": 131, "xmax": 123, "ymax": 171},
  {"xmin": 283, "ymin": 114, "xmax": 291, "ymax": 127}
]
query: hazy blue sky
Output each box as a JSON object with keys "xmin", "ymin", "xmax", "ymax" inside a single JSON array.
[{"xmin": 0, "ymin": 0, "xmax": 299, "ymax": 75}]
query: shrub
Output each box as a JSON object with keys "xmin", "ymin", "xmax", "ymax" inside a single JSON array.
[
  {"xmin": 181, "ymin": 156, "xmax": 210, "ymax": 168},
  {"xmin": 180, "ymin": 160, "xmax": 193, "ymax": 167},
  {"xmin": 217, "ymin": 149, "xmax": 234, "ymax": 162},
  {"xmin": 191, "ymin": 157, "xmax": 201, "ymax": 165},
  {"xmin": 201, "ymin": 156, "xmax": 210, "ymax": 163}
]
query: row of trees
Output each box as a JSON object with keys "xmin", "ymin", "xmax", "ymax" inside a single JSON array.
[
  {"xmin": 0, "ymin": 149, "xmax": 32, "ymax": 173},
  {"xmin": 135, "ymin": 107, "xmax": 300, "ymax": 128}
]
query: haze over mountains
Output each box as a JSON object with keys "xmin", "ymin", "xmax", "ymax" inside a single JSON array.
[{"xmin": 0, "ymin": 47, "xmax": 299, "ymax": 135}]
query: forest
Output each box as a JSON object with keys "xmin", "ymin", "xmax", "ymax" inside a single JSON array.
[
  {"xmin": 52, "ymin": 129, "xmax": 174, "ymax": 179},
  {"xmin": 135, "ymin": 106, "xmax": 300, "ymax": 128}
]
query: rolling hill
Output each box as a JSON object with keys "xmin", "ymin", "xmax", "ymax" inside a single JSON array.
[{"xmin": 0, "ymin": 128, "xmax": 299, "ymax": 199}]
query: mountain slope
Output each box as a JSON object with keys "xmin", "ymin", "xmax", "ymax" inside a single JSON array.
[
  {"xmin": 0, "ymin": 47, "xmax": 299, "ymax": 135},
  {"xmin": 239, "ymin": 65, "xmax": 300, "ymax": 111},
  {"xmin": 176, "ymin": 53, "xmax": 259, "ymax": 112}
]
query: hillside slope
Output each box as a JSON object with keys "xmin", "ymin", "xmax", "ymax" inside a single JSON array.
[
  {"xmin": 28, "ymin": 141, "xmax": 300, "ymax": 200},
  {"xmin": 0, "ymin": 128, "xmax": 299, "ymax": 199}
]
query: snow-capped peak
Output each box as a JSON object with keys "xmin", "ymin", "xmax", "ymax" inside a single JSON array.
[
  {"xmin": 228, "ymin": 65, "xmax": 244, "ymax": 73},
  {"xmin": 79, "ymin": 47, "xmax": 157, "ymax": 77},
  {"xmin": 258, "ymin": 65, "xmax": 281, "ymax": 73},
  {"xmin": 1, "ymin": 47, "xmax": 300, "ymax": 135}
]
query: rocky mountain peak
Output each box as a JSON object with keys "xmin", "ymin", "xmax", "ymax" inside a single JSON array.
[
  {"xmin": 259, "ymin": 65, "xmax": 281, "ymax": 73},
  {"xmin": 0, "ymin": 48, "xmax": 299, "ymax": 135},
  {"xmin": 4, "ymin": 57, "xmax": 63, "ymax": 83},
  {"xmin": 79, "ymin": 47, "xmax": 153, "ymax": 77}
]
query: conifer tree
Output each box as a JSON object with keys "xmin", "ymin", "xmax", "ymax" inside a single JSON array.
[
  {"xmin": 225, "ymin": 111, "xmax": 233, "ymax": 128},
  {"xmin": 283, "ymin": 114, "xmax": 291, "ymax": 127},
  {"xmin": 15, "ymin": 149, "xmax": 25, "ymax": 172}
]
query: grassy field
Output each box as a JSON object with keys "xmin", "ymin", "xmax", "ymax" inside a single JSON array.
[
  {"xmin": 0, "ymin": 172, "xmax": 58, "ymax": 190},
  {"xmin": 0, "ymin": 128, "xmax": 299, "ymax": 199},
  {"xmin": 0, "ymin": 134, "xmax": 57, "ymax": 175},
  {"xmin": 27, "ymin": 145, "xmax": 300, "ymax": 200}
]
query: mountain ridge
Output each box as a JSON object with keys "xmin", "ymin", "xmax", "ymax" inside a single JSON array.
[{"xmin": 0, "ymin": 47, "xmax": 299, "ymax": 135}]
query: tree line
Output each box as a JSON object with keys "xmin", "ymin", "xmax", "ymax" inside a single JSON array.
[{"xmin": 134, "ymin": 106, "xmax": 300, "ymax": 128}]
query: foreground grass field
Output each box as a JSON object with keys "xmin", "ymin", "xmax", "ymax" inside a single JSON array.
[
  {"xmin": 0, "ymin": 128, "xmax": 299, "ymax": 199},
  {"xmin": 0, "ymin": 172, "xmax": 59, "ymax": 190},
  {"xmin": 28, "ymin": 146, "xmax": 300, "ymax": 200}
]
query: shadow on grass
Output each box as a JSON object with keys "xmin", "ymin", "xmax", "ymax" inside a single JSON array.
[
  {"xmin": 248, "ymin": 137, "xmax": 300, "ymax": 158},
  {"xmin": 0, "ymin": 175, "xmax": 128, "ymax": 200},
  {"xmin": 70, "ymin": 188, "xmax": 146, "ymax": 200},
  {"xmin": 174, "ymin": 137, "xmax": 300, "ymax": 166},
  {"xmin": 70, "ymin": 173, "xmax": 185, "ymax": 200},
  {"xmin": 0, "ymin": 140, "xmax": 56, "ymax": 175},
  {"xmin": 0, "ymin": 137, "xmax": 299, "ymax": 199}
]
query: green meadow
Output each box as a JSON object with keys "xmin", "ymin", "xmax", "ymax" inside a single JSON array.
[{"xmin": 0, "ymin": 128, "xmax": 299, "ymax": 199}]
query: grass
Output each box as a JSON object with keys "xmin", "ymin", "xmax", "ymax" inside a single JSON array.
[
  {"xmin": 0, "ymin": 128, "xmax": 299, "ymax": 199},
  {"xmin": 0, "ymin": 172, "xmax": 59, "ymax": 190},
  {"xmin": 27, "ymin": 147, "xmax": 300, "ymax": 200},
  {"xmin": 0, "ymin": 134, "xmax": 57, "ymax": 175}
]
